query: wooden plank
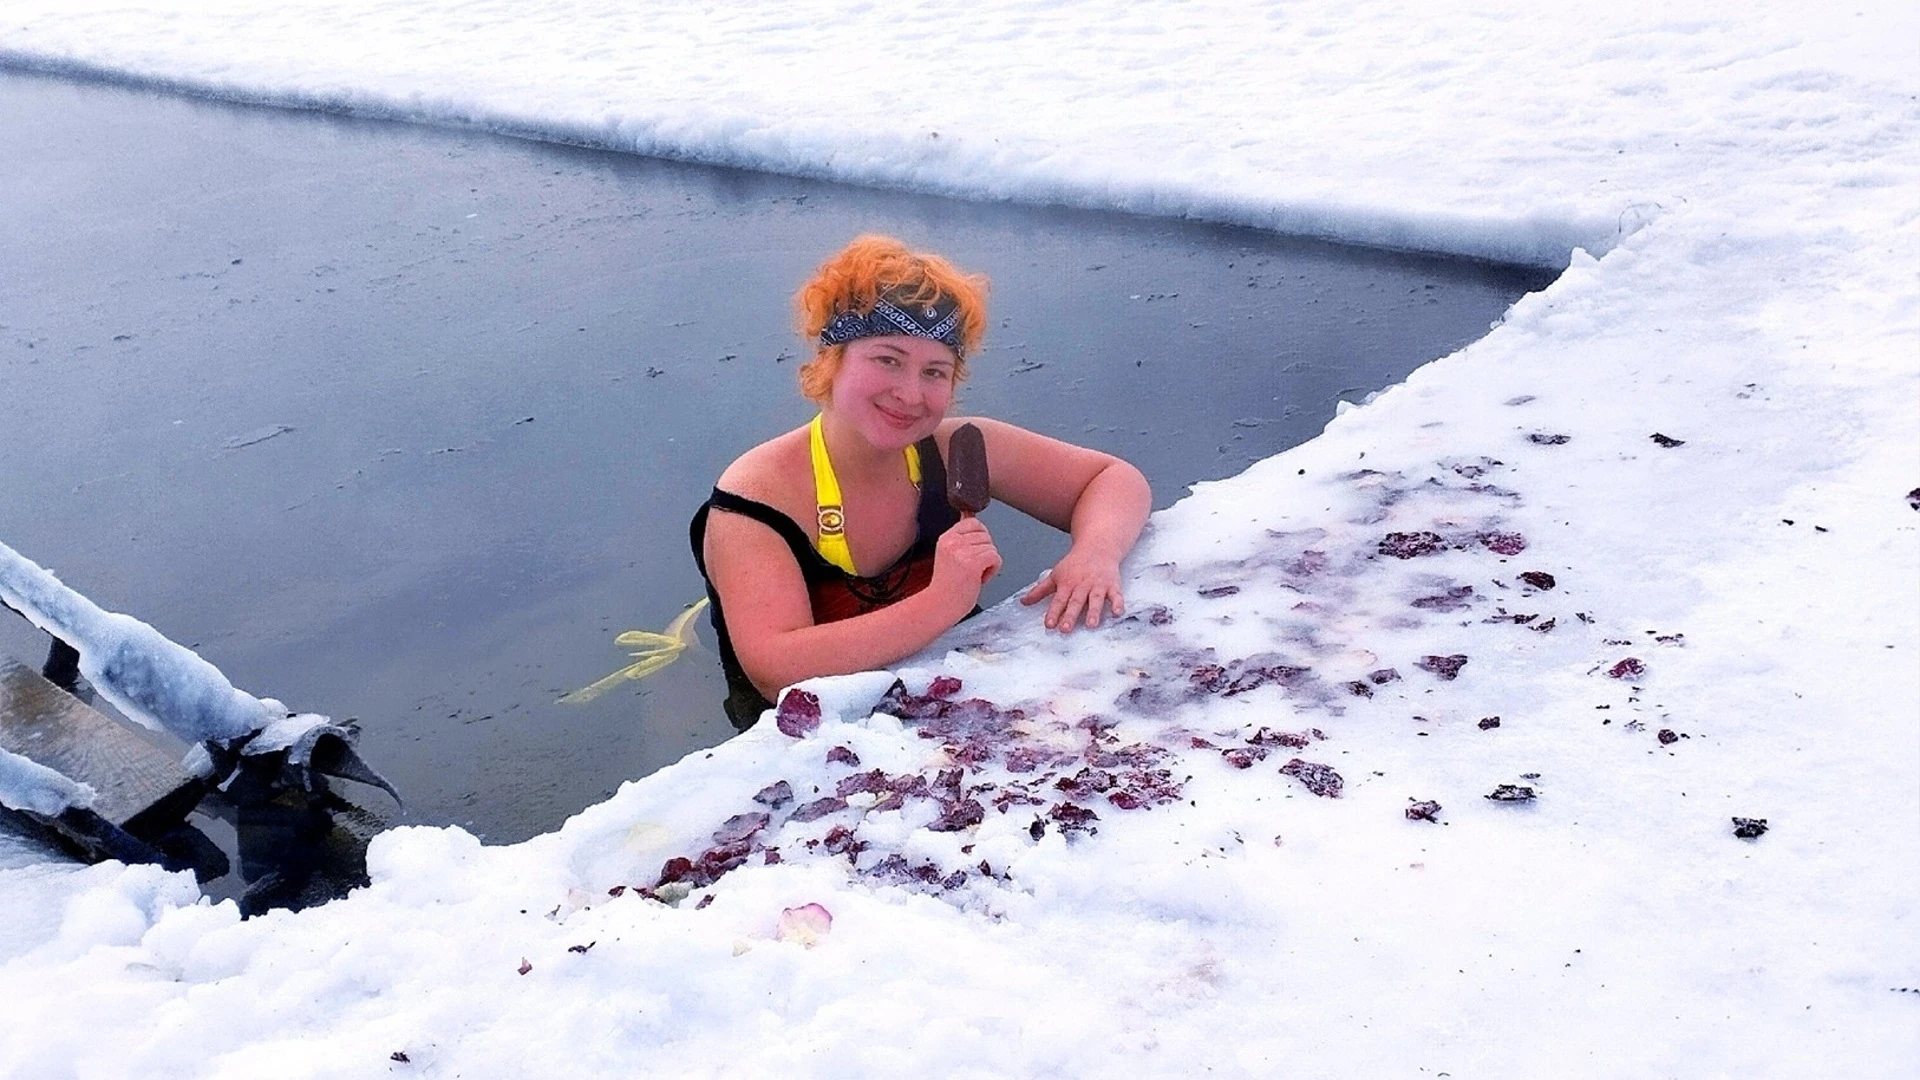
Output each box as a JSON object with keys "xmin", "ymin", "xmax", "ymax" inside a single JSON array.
[{"xmin": 0, "ymin": 656, "xmax": 196, "ymax": 831}]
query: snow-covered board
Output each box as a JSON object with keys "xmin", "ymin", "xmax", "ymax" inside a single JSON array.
[{"xmin": 0, "ymin": 657, "xmax": 199, "ymax": 837}]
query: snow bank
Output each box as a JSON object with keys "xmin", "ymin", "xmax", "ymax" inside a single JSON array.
[
  {"xmin": 1, "ymin": 1, "xmax": 1915, "ymax": 1077},
  {"xmin": 1, "ymin": 0, "xmax": 1857, "ymax": 269}
]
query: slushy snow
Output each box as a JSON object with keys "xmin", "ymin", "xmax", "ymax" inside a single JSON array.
[{"xmin": 1, "ymin": 2, "xmax": 1916, "ymax": 1077}]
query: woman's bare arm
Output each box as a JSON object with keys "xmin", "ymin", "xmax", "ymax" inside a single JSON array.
[
  {"xmin": 702, "ymin": 508, "xmax": 1001, "ymax": 701},
  {"xmin": 944, "ymin": 417, "xmax": 1152, "ymax": 631}
]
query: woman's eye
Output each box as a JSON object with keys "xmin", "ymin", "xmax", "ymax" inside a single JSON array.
[{"xmin": 926, "ymin": 367, "xmax": 951, "ymax": 381}]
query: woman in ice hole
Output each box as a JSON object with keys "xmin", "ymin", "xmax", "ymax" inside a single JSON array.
[{"xmin": 691, "ymin": 235, "xmax": 1152, "ymax": 728}]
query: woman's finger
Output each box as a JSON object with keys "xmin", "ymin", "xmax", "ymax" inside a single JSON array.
[
  {"xmin": 1084, "ymin": 588, "xmax": 1108, "ymax": 628},
  {"xmin": 1021, "ymin": 574, "xmax": 1057, "ymax": 605},
  {"xmin": 1044, "ymin": 585, "xmax": 1068, "ymax": 628},
  {"xmin": 1053, "ymin": 586, "xmax": 1089, "ymax": 633}
]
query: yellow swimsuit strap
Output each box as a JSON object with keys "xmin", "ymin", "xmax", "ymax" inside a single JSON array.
[{"xmin": 809, "ymin": 414, "xmax": 921, "ymax": 577}]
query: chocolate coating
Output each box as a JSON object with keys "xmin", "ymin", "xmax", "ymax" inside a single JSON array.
[{"xmin": 946, "ymin": 422, "xmax": 990, "ymax": 515}]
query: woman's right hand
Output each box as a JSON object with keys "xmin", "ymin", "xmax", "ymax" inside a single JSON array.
[{"xmin": 930, "ymin": 517, "xmax": 1002, "ymax": 617}]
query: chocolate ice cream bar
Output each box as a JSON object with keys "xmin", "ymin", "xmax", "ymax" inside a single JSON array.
[{"xmin": 946, "ymin": 422, "xmax": 990, "ymax": 516}]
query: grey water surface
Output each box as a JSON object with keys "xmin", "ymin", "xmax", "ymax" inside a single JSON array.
[{"xmin": 0, "ymin": 70, "xmax": 1556, "ymax": 843}]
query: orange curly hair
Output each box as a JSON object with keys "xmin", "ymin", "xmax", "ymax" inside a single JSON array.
[{"xmin": 794, "ymin": 235, "xmax": 991, "ymax": 403}]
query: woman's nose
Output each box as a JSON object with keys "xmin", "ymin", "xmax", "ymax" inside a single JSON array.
[{"xmin": 890, "ymin": 370, "xmax": 925, "ymax": 405}]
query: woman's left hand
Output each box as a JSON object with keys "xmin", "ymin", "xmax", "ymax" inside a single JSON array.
[{"xmin": 1020, "ymin": 548, "xmax": 1126, "ymax": 632}]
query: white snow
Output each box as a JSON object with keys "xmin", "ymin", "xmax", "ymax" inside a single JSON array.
[
  {"xmin": 2, "ymin": 2, "xmax": 1916, "ymax": 1077},
  {"xmin": 0, "ymin": 748, "xmax": 96, "ymax": 817}
]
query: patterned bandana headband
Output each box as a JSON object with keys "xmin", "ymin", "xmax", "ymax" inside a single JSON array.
[{"xmin": 819, "ymin": 288, "xmax": 966, "ymax": 356}]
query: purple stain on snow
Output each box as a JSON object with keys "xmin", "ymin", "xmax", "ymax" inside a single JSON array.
[
  {"xmin": 822, "ymin": 825, "xmax": 867, "ymax": 859},
  {"xmin": 1379, "ymin": 531, "xmax": 1445, "ymax": 559},
  {"xmin": 1189, "ymin": 663, "xmax": 1231, "ymax": 695},
  {"xmin": 1518, "ymin": 570, "xmax": 1557, "ymax": 590},
  {"xmin": 711, "ymin": 812, "xmax": 769, "ymax": 845},
  {"xmin": 1282, "ymin": 550, "xmax": 1331, "ymax": 576},
  {"xmin": 789, "ymin": 797, "xmax": 847, "ymax": 823},
  {"xmin": 1448, "ymin": 459, "xmax": 1492, "ymax": 478},
  {"xmin": 1411, "ymin": 585, "xmax": 1476, "ymax": 612},
  {"xmin": 1607, "ymin": 658, "xmax": 1646, "ymax": 679},
  {"xmin": 1478, "ymin": 532, "xmax": 1527, "ymax": 555},
  {"xmin": 1054, "ymin": 767, "xmax": 1115, "ymax": 797},
  {"xmin": 835, "ymin": 770, "xmax": 893, "ymax": 798},
  {"xmin": 929, "ymin": 799, "xmax": 986, "ymax": 832},
  {"xmin": 826, "ymin": 745, "xmax": 861, "ymax": 767},
  {"xmin": 1122, "ymin": 604, "xmax": 1175, "ymax": 626},
  {"xmin": 1416, "ymin": 654, "xmax": 1469, "ymax": 680},
  {"xmin": 775, "ymin": 688, "xmax": 822, "ymax": 737},
  {"xmin": 1280, "ymin": 758, "xmax": 1343, "ymax": 798},
  {"xmin": 1405, "ymin": 799, "xmax": 1442, "ymax": 822},
  {"xmin": 1369, "ymin": 668, "xmax": 1402, "ymax": 685},
  {"xmin": 1198, "ymin": 584, "xmax": 1241, "ymax": 598},
  {"xmin": 1248, "ymin": 727, "xmax": 1314, "ymax": 749},
  {"xmin": 1223, "ymin": 662, "xmax": 1313, "ymax": 696},
  {"xmin": 1049, "ymin": 802, "xmax": 1100, "ymax": 835},
  {"xmin": 752, "ymin": 779, "xmax": 793, "ymax": 808},
  {"xmin": 1222, "ymin": 746, "xmax": 1268, "ymax": 768}
]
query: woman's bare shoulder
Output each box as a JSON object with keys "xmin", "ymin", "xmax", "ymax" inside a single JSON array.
[{"xmin": 715, "ymin": 425, "xmax": 812, "ymax": 516}]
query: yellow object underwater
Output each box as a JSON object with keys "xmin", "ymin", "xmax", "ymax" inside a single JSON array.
[{"xmin": 560, "ymin": 597, "xmax": 709, "ymax": 704}]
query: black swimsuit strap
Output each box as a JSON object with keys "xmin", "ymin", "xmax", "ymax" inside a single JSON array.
[
  {"xmin": 696, "ymin": 488, "xmax": 826, "ymax": 578},
  {"xmin": 694, "ymin": 436, "xmax": 954, "ymax": 585}
]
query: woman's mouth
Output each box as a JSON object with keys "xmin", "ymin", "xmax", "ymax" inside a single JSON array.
[{"xmin": 875, "ymin": 403, "xmax": 921, "ymax": 429}]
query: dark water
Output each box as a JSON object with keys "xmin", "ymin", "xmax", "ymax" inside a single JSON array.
[{"xmin": 0, "ymin": 70, "xmax": 1556, "ymax": 843}]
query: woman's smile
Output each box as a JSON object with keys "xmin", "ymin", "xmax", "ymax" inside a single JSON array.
[{"xmin": 874, "ymin": 400, "xmax": 924, "ymax": 429}]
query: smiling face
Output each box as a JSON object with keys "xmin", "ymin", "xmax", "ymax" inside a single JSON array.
[{"xmin": 825, "ymin": 335, "xmax": 958, "ymax": 450}]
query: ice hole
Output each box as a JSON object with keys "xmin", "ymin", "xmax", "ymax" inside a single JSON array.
[{"xmin": 0, "ymin": 70, "xmax": 1561, "ymax": 848}]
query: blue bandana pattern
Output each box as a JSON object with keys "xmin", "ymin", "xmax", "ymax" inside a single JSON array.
[{"xmin": 819, "ymin": 291, "xmax": 965, "ymax": 355}]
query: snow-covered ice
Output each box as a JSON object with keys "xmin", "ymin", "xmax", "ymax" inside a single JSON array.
[{"xmin": 1, "ymin": 1, "xmax": 1915, "ymax": 1077}]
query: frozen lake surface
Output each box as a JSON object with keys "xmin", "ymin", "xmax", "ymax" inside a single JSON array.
[{"xmin": 0, "ymin": 71, "xmax": 1549, "ymax": 842}]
